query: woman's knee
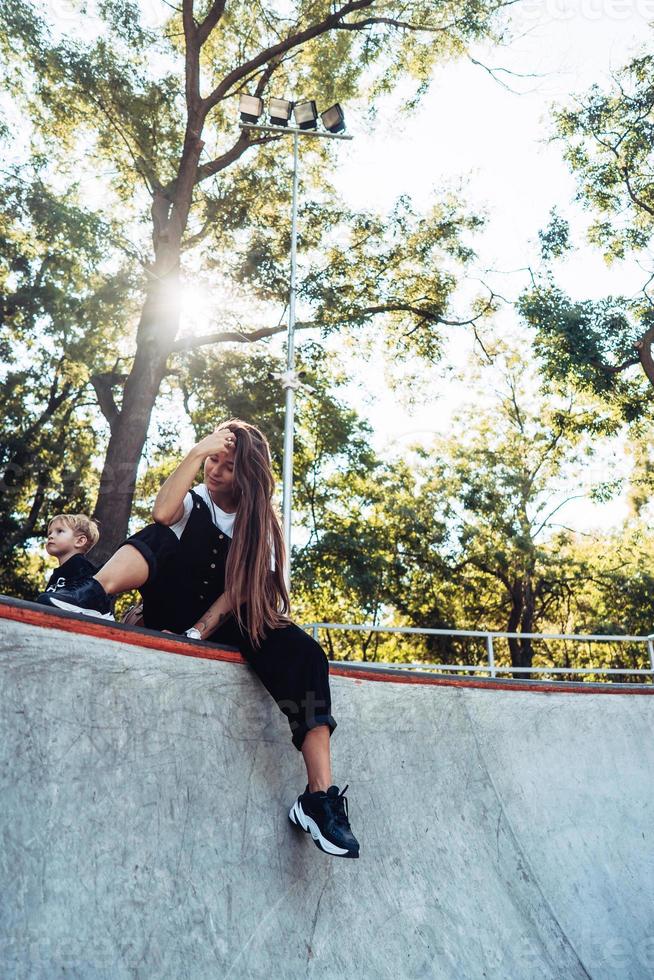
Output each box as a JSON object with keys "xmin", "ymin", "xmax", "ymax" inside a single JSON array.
[{"xmin": 281, "ymin": 624, "xmax": 329, "ymax": 661}]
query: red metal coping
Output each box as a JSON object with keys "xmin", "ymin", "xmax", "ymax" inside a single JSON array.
[
  {"xmin": 0, "ymin": 600, "xmax": 245, "ymax": 665},
  {"xmin": 1, "ymin": 599, "xmax": 652, "ymax": 696}
]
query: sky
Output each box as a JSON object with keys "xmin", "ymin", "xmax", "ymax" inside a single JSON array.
[
  {"xmin": 339, "ymin": 0, "xmax": 649, "ymax": 279},
  {"xmin": 328, "ymin": 0, "xmax": 650, "ymax": 431},
  {"xmin": 144, "ymin": 0, "xmax": 654, "ymax": 532},
  {"xmin": 307, "ymin": 0, "xmax": 653, "ymax": 531},
  {"xmin": 30, "ymin": 0, "xmax": 654, "ymax": 533}
]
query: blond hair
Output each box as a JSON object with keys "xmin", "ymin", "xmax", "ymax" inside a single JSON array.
[{"xmin": 48, "ymin": 514, "xmax": 100, "ymax": 553}]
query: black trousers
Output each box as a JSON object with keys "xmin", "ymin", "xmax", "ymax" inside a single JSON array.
[
  {"xmin": 210, "ymin": 616, "xmax": 336, "ymax": 751},
  {"xmin": 126, "ymin": 522, "xmax": 336, "ymax": 751}
]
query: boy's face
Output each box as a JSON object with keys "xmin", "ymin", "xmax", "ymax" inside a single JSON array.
[{"xmin": 46, "ymin": 520, "xmax": 87, "ymax": 561}]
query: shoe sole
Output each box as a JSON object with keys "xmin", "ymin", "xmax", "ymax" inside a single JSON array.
[
  {"xmin": 46, "ymin": 597, "xmax": 114, "ymax": 620},
  {"xmin": 289, "ymin": 800, "xmax": 359, "ymax": 859}
]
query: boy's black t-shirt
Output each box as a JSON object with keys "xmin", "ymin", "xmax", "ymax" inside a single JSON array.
[{"xmin": 44, "ymin": 555, "xmax": 96, "ymax": 594}]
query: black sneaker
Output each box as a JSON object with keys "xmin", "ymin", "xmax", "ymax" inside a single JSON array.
[
  {"xmin": 37, "ymin": 577, "xmax": 114, "ymax": 620},
  {"xmin": 289, "ymin": 784, "xmax": 359, "ymax": 859}
]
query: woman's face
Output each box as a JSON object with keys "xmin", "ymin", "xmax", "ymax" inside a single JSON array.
[{"xmin": 204, "ymin": 447, "xmax": 237, "ymax": 500}]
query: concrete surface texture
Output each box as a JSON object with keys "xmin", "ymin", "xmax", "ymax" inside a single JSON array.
[{"xmin": 1, "ymin": 612, "xmax": 654, "ymax": 979}]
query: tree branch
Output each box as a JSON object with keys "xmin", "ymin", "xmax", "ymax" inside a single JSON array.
[
  {"xmin": 83, "ymin": 95, "xmax": 157, "ymax": 198},
  {"xmin": 172, "ymin": 296, "xmax": 491, "ymax": 351},
  {"xmin": 8, "ymin": 361, "xmax": 74, "ymax": 450},
  {"xmin": 532, "ymin": 494, "xmax": 586, "ymax": 539},
  {"xmin": 622, "ymin": 166, "xmax": 654, "ymax": 218},
  {"xmin": 401, "ymin": 302, "xmax": 495, "ymax": 335},
  {"xmin": 348, "ymin": 301, "xmax": 488, "ymax": 329},
  {"xmin": 203, "ymin": 0, "xmax": 375, "ymax": 112},
  {"xmin": 183, "ymin": 0, "xmax": 201, "ymax": 109},
  {"xmin": 185, "ymin": 58, "xmax": 283, "ymax": 193},
  {"xmin": 172, "ymin": 323, "xmax": 290, "ymax": 351},
  {"xmin": 197, "ymin": 0, "xmax": 227, "ymax": 46},
  {"xmin": 468, "ymin": 55, "xmax": 542, "ymax": 95},
  {"xmin": 472, "ymin": 323, "xmax": 494, "ymax": 364},
  {"xmin": 192, "ymin": 131, "xmax": 281, "ymax": 186},
  {"xmin": 600, "ymin": 133, "xmax": 654, "ymax": 219},
  {"xmin": 335, "ymin": 16, "xmax": 452, "ymax": 31},
  {"xmin": 589, "ymin": 355, "xmax": 640, "ymax": 375},
  {"xmin": 334, "ymin": 0, "xmax": 520, "ymax": 37},
  {"xmin": 90, "ymin": 372, "xmax": 128, "ymax": 433},
  {"xmin": 635, "ymin": 323, "xmax": 654, "ymax": 387},
  {"xmin": 469, "ymin": 558, "xmax": 513, "ymax": 592},
  {"xmin": 180, "ymin": 213, "xmax": 214, "ymax": 251},
  {"xmin": 3, "ymin": 469, "xmax": 49, "ymax": 552}
]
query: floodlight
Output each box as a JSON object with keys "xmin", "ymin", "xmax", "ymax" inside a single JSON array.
[
  {"xmin": 293, "ymin": 100, "xmax": 318, "ymax": 130},
  {"xmin": 269, "ymin": 97, "xmax": 293, "ymax": 127},
  {"xmin": 239, "ymin": 94, "xmax": 264, "ymax": 124},
  {"xmin": 320, "ymin": 103, "xmax": 346, "ymax": 134}
]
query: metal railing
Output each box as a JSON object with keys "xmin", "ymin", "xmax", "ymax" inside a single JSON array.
[{"xmin": 303, "ymin": 623, "xmax": 654, "ymax": 682}]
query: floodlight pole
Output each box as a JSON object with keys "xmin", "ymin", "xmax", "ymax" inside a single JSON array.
[
  {"xmin": 241, "ymin": 121, "xmax": 352, "ymax": 588},
  {"xmin": 284, "ymin": 128, "xmax": 299, "ymax": 592}
]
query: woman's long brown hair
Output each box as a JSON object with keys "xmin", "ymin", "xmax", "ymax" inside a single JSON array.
[{"xmin": 217, "ymin": 419, "xmax": 290, "ymax": 646}]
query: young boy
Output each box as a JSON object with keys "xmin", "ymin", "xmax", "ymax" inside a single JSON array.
[{"xmin": 42, "ymin": 515, "xmax": 103, "ymax": 610}]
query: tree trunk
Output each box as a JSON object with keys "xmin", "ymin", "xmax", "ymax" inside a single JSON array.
[
  {"xmin": 92, "ymin": 340, "xmax": 170, "ymax": 563},
  {"xmin": 518, "ymin": 579, "xmax": 535, "ymax": 678},
  {"xmin": 92, "ymin": 252, "xmax": 181, "ymax": 562},
  {"xmin": 91, "ymin": 129, "xmax": 205, "ymax": 563},
  {"xmin": 507, "ymin": 578, "xmax": 535, "ymax": 679},
  {"xmin": 507, "ymin": 579, "xmax": 524, "ymax": 679}
]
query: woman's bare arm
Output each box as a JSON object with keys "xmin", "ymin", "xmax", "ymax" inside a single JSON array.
[
  {"xmin": 189, "ymin": 592, "xmax": 234, "ymax": 639},
  {"xmin": 152, "ymin": 429, "xmax": 235, "ymax": 525}
]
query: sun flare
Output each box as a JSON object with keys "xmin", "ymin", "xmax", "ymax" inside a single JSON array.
[{"xmin": 179, "ymin": 283, "xmax": 215, "ymax": 329}]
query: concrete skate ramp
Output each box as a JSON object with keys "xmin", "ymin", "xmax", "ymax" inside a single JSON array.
[{"xmin": 1, "ymin": 599, "xmax": 653, "ymax": 980}]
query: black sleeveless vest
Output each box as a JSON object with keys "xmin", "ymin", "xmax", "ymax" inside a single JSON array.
[{"xmin": 142, "ymin": 490, "xmax": 232, "ymax": 633}]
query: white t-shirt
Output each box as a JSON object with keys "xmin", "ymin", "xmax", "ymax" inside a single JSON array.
[
  {"xmin": 168, "ymin": 483, "xmax": 276, "ymax": 571},
  {"xmin": 169, "ymin": 484, "xmax": 236, "ymax": 540}
]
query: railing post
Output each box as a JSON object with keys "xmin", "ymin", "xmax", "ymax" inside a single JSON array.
[
  {"xmin": 486, "ymin": 634, "xmax": 496, "ymax": 678},
  {"xmin": 648, "ymin": 637, "xmax": 654, "ymax": 675},
  {"xmin": 312, "ymin": 624, "xmax": 319, "ymax": 643}
]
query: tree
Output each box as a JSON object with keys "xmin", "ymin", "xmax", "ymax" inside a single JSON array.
[
  {"xmin": 382, "ymin": 354, "xmax": 596, "ymax": 673},
  {"xmin": 519, "ymin": 44, "xmax": 654, "ymax": 418},
  {"xmin": 0, "ymin": 168, "xmax": 135, "ymax": 592},
  {"xmin": 115, "ymin": 337, "xmax": 654, "ymax": 671},
  {"xmin": 120, "ymin": 338, "xmax": 391, "ymax": 636},
  {"xmin": 1, "ymin": 0, "xmax": 515, "ymax": 562},
  {"xmin": 550, "ymin": 528, "xmax": 654, "ymax": 677}
]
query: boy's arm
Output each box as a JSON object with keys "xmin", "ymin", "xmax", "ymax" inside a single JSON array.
[{"xmin": 152, "ymin": 428, "xmax": 235, "ymax": 525}]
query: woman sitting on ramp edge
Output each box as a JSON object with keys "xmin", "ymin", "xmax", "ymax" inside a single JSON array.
[{"xmin": 38, "ymin": 419, "xmax": 359, "ymax": 859}]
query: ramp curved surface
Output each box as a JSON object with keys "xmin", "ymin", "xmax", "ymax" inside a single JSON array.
[{"xmin": 1, "ymin": 601, "xmax": 653, "ymax": 979}]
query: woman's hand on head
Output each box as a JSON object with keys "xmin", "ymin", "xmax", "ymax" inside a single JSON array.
[
  {"xmin": 193, "ymin": 428, "xmax": 236, "ymax": 461},
  {"xmin": 153, "ymin": 429, "xmax": 236, "ymax": 525}
]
